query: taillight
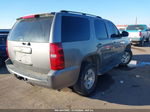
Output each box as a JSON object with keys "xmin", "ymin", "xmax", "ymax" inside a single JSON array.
[
  {"xmin": 50, "ymin": 43, "xmax": 65, "ymax": 70},
  {"xmin": 139, "ymin": 32, "xmax": 142, "ymax": 37},
  {"xmin": 6, "ymin": 40, "xmax": 9, "ymax": 57}
]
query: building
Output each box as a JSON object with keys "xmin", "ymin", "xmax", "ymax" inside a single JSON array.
[{"xmin": 116, "ymin": 25, "xmax": 128, "ymax": 31}]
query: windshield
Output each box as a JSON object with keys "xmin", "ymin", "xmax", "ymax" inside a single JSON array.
[
  {"xmin": 126, "ymin": 25, "xmax": 145, "ymax": 31},
  {"xmin": 8, "ymin": 17, "xmax": 53, "ymax": 43}
]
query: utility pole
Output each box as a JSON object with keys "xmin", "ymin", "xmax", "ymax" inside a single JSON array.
[{"xmin": 135, "ymin": 17, "xmax": 137, "ymax": 24}]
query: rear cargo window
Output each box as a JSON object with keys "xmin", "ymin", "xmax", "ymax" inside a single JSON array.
[
  {"xmin": 61, "ymin": 16, "xmax": 90, "ymax": 42},
  {"xmin": 126, "ymin": 25, "xmax": 145, "ymax": 31},
  {"xmin": 8, "ymin": 17, "xmax": 53, "ymax": 43}
]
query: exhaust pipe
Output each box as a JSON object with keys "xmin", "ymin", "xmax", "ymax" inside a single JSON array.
[{"xmin": 14, "ymin": 74, "xmax": 28, "ymax": 81}]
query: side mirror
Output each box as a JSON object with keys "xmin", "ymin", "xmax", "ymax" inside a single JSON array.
[{"xmin": 121, "ymin": 31, "xmax": 129, "ymax": 37}]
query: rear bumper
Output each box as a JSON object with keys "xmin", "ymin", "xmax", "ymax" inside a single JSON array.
[
  {"xmin": 5, "ymin": 59, "xmax": 80, "ymax": 89},
  {"xmin": 128, "ymin": 37, "xmax": 142, "ymax": 42}
]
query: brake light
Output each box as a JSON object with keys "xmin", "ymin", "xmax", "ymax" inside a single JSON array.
[
  {"xmin": 139, "ymin": 32, "xmax": 142, "ymax": 37},
  {"xmin": 50, "ymin": 43, "xmax": 65, "ymax": 70},
  {"xmin": 21, "ymin": 15, "xmax": 39, "ymax": 19},
  {"xmin": 6, "ymin": 40, "xmax": 9, "ymax": 57}
]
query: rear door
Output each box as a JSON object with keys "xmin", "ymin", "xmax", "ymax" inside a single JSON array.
[
  {"xmin": 8, "ymin": 16, "xmax": 54, "ymax": 73},
  {"xmin": 94, "ymin": 19, "xmax": 114, "ymax": 71}
]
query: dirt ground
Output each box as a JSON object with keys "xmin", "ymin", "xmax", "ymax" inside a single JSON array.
[{"xmin": 0, "ymin": 42, "xmax": 150, "ymax": 109}]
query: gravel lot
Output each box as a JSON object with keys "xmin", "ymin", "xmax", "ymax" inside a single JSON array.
[{"xmin": 0, "ymin": 42, "xmax": 150, "ymax": 109}]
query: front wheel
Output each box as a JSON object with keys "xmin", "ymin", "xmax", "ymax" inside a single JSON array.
[
  {"xmin": 73, "ymin": 63, "xmax": 98, "ymax": 96},
  {"xmin": 120, "ymin": 50, "xmax": 132, "ymax": 66}
]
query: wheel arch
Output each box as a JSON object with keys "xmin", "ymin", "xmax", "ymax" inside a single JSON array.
[
  {"xmin": 125, "ymin": 43, "xmax": 132, "ymax": 51},
  {"xmin": 80, "ymin": 53, "xmax": 101, "ymax": 74}
]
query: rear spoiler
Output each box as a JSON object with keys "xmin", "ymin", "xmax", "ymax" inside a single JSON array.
[{"xmin": 17, "ymin": 13, "xmax": 55, "ymax": 20}]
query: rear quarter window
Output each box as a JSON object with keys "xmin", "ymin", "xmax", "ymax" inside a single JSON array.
[{"xmin": 61, "ymin": 16, "xmax": 90, "ymax": 42}]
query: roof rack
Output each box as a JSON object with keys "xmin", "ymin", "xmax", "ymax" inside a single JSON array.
[{"xmin": 61, "ymin": 10, "xmax": 102, "ymax": 19}]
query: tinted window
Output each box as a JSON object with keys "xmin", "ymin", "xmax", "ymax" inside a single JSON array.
[
  {"xmin": 107, "ymin": 21, "xmax": 119, "ymax": 37},
  {"xmin": 94, "ymin": 20, "xmax": 108, "ymax": 39},
  {"xmin": 0, "ymin": 35, "xmax": 7, "ymax": 45},
  {"xmin": 61, "ymin": 16, "xmax": 90, "ymax": 42},
  {"xmin": 126, "ymin": 25, "xmax": 145, "ymax": 31},
  {"xmin": 8, "ymin": 17, "xmax": 53, "ymax": 43}
]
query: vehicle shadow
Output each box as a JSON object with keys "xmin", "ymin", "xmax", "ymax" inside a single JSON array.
[
  {"xmin": 132, "ymin": 54, "xmax": 150, "ymax": 62},
  {"xmin": 90, "ymin": 54, "xmax": 150, "ymax": 106},
  {"xmin": 0, "ymin": 65, "xmax": 9, "ymax": 74},
  {"xmin": 144, "ymin": 41, "xmax": 150, "ymax": 47}
]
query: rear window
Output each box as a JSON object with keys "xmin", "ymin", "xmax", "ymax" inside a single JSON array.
[
  {"xmin": 0, "ymin": 35, "xmax": 7, "ymax": 45},
  {"xmin": 8, "ymin": 17, "xmax": 53, "ymax": 43},
  {"xmin": 126, "ymin": 25, "xmax": 145, "ymax": 31},
  {"xmin": 61, "ymin": 16, "xmax": 90, "ymax": 42}
]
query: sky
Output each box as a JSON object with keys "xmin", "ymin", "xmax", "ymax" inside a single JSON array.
[{"xmin": 1, "ymin": 0, "xmax": 150, "ymax": 29}]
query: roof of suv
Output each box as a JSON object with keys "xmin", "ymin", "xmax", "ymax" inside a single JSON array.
[
  {"xmin": 60, "ymin": 10, "xmax": 102, "ymax": 18},
  {"xmin": 17, "ymin": 10, "xmax": 102, "ymax": 20},
  {"xmin": 128, "ymin": 24, "xmax": 147, "ymax": 26}
]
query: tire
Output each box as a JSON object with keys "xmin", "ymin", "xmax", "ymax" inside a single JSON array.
[
  {"xmin": 146, "ymin": 38, "xmax": 150, "ymax": 42},
  {"xmin": 120, "ymin": 50, "xmax": 132, "ymax": 66},
  {"xmin": 139, "ymin": 38, "xmax": 144, "ymax": 47},
  {"xmin": 73, "ymin": 63, "xmax": 98, "ymax": 96}
]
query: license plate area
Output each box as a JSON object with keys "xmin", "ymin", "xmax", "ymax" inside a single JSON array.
[{"xmin": 15, "ymin": 52, "xmax": 32, "ymax": 65}]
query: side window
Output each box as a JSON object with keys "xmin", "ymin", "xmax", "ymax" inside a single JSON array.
[
  {"xmin": 94, "ymin": 19, "xmax": 108, "ymax": 39},
  {"xmin": 107, "ymin": 21, "xmax": 120, "ymax": 37},
  {"xmin": 61, "ymin": 16, "xmax": 90, "ymax": 42}
]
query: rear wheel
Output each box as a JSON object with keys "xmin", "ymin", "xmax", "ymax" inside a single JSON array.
[
  {"xmin": 120, "ymin": 50, "xmax": 132, "ymax": 66},
  {"xmin": 73, "ymin": 63, "xmax": 98, "ymax": 96},
  {"xmin": 146, "ymin": 38, "xmax": 150, "ymax": 42},
  {"xmin": 139, "ymin": 39, "xmax": 144, "ymax": 47}
]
